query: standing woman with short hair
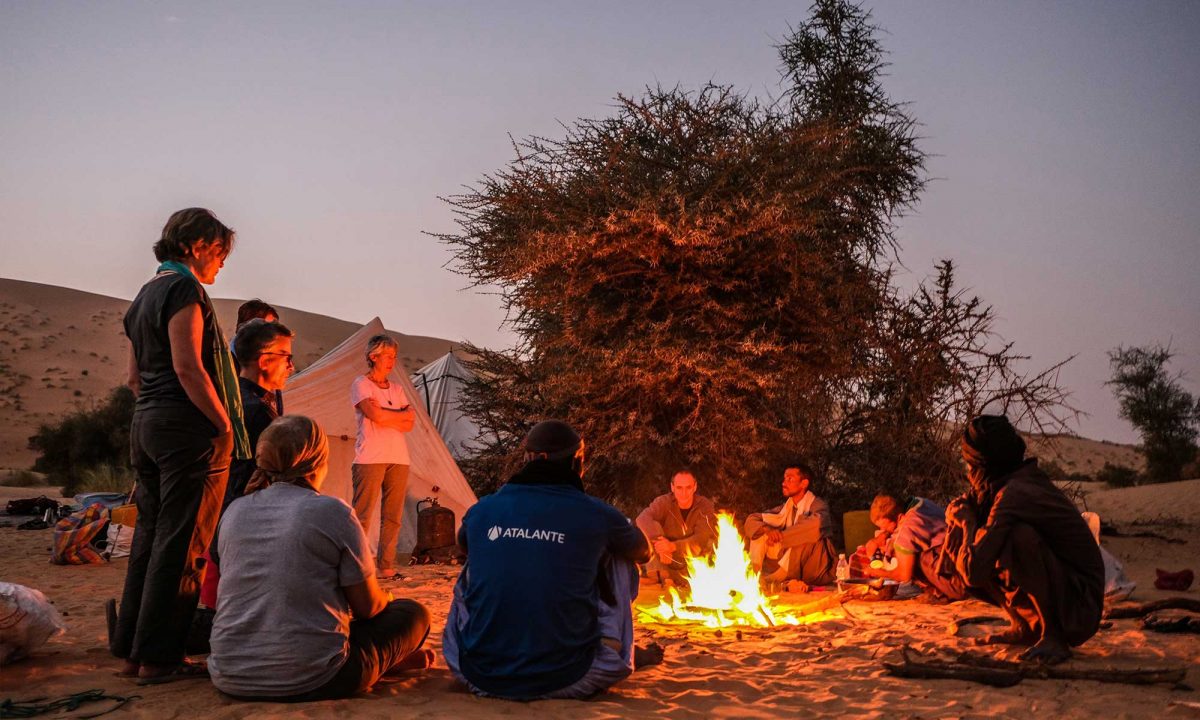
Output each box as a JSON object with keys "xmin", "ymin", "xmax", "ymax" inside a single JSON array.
[
  {"xmin": 111, "ymin": 207, "xmax": 249, "ymax": 683},
  {"xmin": 350, "ymin": 334, "xmax": 415, "ymax": 580}
]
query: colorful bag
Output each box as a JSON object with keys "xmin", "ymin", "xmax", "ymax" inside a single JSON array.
[{"xmin": 51, "ymin": 503, "xmax": 109, "ymax": 565}]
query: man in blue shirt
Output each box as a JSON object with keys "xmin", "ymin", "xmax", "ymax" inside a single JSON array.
[{"xmin": 442, "ymin": 420, "xmax": 656, "ymax": 699}]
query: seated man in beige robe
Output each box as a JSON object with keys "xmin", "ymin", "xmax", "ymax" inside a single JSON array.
[{"xmin": 744, "ymin": 462, "xmax": 836, "ymax": 591}]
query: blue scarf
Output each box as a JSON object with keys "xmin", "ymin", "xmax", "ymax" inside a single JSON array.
[{"xmin": 156, "ymin": 261, "xmax": 250, "ymax": 460}]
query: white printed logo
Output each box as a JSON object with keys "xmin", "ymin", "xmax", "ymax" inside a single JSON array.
[{"xmin": 484, "ymin": 526, "xmax": 566, "ymax": 544}]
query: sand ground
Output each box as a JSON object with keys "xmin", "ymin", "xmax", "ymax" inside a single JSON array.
[{"xmin": 2, "ymin": 485, "xmax": 1198, "ymax": 719}]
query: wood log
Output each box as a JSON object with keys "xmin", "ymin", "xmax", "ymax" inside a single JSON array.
[
  {"xmin": 1104, "ymin": 598, "xmax": 1200, "ymax": 619},
  {"xmin": 884, "ymin": 646, "xmax": 1188, "ymax": 688},
  {"xmin": 883, "ymin": 647, "xmax": 1023, "ymax": 688},
  {"xmin": 1142, "ymin": 613, "xmax": 1200, "ymax": 634},
  {"xmin": 954, "ymin": 651, "xmax": 1187, "ymax": 685},
  {"xmin": 792, "ymin": 591, "xmax": 847, "ymax": 617}
]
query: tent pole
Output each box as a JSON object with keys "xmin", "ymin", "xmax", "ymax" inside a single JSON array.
[{"xmin": 413, "ymin": 371, "xmax": 432, "ymax": 414}]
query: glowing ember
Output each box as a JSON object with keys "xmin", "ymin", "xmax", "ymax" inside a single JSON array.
[{"xmin": 652, "ymin": 512, "xmax": 801, "ymax": 627}]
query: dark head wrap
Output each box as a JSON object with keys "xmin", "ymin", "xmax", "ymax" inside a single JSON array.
[
  {"xmin": 510, "ymin": 419, "xmax": 585, "ymax": 490},
  {"xmin": 961, "ymin": 415, "xmax": 1026, "ymax": 472},
  {"xmin": 961, "ymin": 415, "xmax": 1026, "ymax": 509},
  {"xmin": 522, "ymin": 420, "xmax": 581, "ymax": 461},
  {"xmin": 245, "ymin": 415, "xmax": 329, "ymax": 494}
]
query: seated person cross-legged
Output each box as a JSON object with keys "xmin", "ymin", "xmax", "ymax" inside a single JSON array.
[
  {"xmin": 635, "ymin": 470, "xmax": 717, "ymax": 587},
  {"xmin": 744, "ymin": 461, "xmax": 837, "ymax": 592},
  {"xmin": 208, "ymin": 415, "xmax": 432, "ymax": 701},
  {"xmin": 442, "ymin": 420, "xmax": 660, "ymax": 700},
  {"xmin": 861, "ymin": 493, "xmax": 967, "ymax": 601}
]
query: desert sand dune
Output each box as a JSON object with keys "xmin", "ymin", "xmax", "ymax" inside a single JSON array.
[{"xmin": 0, "ymin": 278, "xmax": 461, "ymax": 473}]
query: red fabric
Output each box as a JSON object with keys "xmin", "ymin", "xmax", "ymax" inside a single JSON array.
[
  {"xmin": 199, "ymin": 549, "xmax": 220, "ymax": 608},
  {"xmin": 1154, "ymin": 568, "xmax": 1194, "ymax": 592}
]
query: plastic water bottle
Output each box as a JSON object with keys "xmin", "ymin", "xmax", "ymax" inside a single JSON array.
[{"xmin": 835, "ymin": 553, "xmax": 849, "ymax": 592}]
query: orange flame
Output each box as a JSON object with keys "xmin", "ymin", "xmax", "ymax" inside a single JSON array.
[{"xmin": 651, "ymin": 512, "xmax": 800, "ymax": 627}]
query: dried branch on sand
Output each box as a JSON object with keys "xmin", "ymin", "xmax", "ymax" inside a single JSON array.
[
  {"xmin": 1103, "ymin": 597, "xmax": 1200, "ymax": 619},
  {"xmin": 883, "ymin": 646, "xmax": 1187, "ymax": 688}
]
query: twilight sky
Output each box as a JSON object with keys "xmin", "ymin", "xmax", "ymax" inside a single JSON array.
[{"xmin": 2, "ymin": 1, "xmax": 1197, "ymax": 444}]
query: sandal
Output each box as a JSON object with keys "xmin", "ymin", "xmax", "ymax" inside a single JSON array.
[
  {"xmin": 136, "ymin": 659, "xmax": 209, "ymax": 685},
  {"xmin": 114, "ymin": 661, "xmax": 139, "ymax": 679}
]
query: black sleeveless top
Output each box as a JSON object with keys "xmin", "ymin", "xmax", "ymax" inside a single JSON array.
[{"xmin": 123, "ymin": 272, "xmax": 217, "ymax": 410}]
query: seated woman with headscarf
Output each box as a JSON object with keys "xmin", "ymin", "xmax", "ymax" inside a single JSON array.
[
  {"xmin": 944, "ymin": 415, "xmax": 1104, "ymax": 664},
  {"xmin": 207, "ymin": 415, "xmax": 432, "ymax": 700}
]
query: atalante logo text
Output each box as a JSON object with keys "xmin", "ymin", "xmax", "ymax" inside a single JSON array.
[{"xmin": 487, "ymin": 525, "xmax": 566, "ymax": 544}]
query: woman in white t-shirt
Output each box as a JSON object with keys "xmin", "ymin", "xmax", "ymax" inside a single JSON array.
[{"xmin": 349, "ymin": 334, "xmax": 415, "ymax": 579}]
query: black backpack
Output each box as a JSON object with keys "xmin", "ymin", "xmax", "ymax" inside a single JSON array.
[{"xmin": 5, "ymin": 496, "xmax": 61, "ymax": 516}]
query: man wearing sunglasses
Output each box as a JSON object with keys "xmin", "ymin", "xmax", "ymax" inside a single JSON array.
[{"xmin": 225, "ymin": 319, "xmax": 295, "ymax": 505}]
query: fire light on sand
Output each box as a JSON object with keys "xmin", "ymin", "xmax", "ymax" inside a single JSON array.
[{"xmin": 651, "ymin": 512, "xmax": 826, "ymax": 628}]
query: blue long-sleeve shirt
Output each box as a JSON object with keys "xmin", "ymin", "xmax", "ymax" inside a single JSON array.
[{"xmin": 453, "ymin": 467, "xmax": 649, "ymax": 699}]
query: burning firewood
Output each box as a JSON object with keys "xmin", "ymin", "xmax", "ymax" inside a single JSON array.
[{"xmin": 650, "ymin": 513, "xmax": 810, "ymax": 627}]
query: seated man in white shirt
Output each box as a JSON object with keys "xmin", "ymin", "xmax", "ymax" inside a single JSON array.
[{"xmin": 744, "ymin": 462, "xmax": 836, "ymax": 592}]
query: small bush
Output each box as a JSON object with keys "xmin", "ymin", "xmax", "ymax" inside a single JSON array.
[
  {"xmin": 1096, "ymin": 462, "xmax": 1141, "ymax": 488},
  {"xmin": 69, "ymin": 463, "xmax": 135, "ymax": 496},
  {"xmin": 2, "ymin": 469, "xmax": 47, "ymax": 487},
  {"xmin": 28, "ymin": 385, "xmax": 135, "ymax": 495},
  {"xmin": 1041, "ymin": 460, "xmax": 1090, "ymax": 484}
]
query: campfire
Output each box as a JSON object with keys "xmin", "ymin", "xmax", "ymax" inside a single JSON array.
[{"xmin": 651, "ymin": 512, "xmax": 803, "ymax": 628}]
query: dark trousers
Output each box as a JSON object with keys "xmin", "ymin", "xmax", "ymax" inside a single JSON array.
[
  {"xmin": 975, "ymin": 523, "xmax": 1102, "ymax": 647},
  {"xmin": 917, "ymin": 546, "xmax": 969, "ymax": 600},
  {"xmin": 231, "ymin": 599, "xmax": 432, "ymax": 702},
  {"xmin": 111, "ymin": 408, "xmax": 231, "ymax": 665}
]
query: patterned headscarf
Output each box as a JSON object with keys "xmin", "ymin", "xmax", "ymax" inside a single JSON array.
[{"xmin": 245, "ymin": 415, "xmax": 329, "ymax": 494}]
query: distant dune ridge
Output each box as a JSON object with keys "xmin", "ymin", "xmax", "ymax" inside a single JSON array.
[
  {"xmin": 0, "ymin": 277, "xmax": 1151, "ymax": 480},
  {"xmin": 0, "ymin": 277, "xmax": 460, "ymax": 472}
]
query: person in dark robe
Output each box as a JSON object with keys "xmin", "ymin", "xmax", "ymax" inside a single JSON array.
[{"xmin": 944, "ymin": 415, "xmax": 1104, "ymax": 664}]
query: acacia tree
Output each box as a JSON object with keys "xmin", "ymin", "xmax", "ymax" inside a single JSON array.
[
  {"xmin": 1107, "ymin": 344, "xmax": 1200, "ymax": 483},
  {"xmin": 815, "ymin": 260, "xmax": 1076, "ymax": 510},
  {"xmin": 442, "ymin": 0, "xmax": 1072, "ymax": 512}
]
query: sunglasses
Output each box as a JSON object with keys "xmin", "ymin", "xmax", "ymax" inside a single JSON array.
[{"xmin": 259, "ymin": 352, "xmax": 294, "ymax": 365}]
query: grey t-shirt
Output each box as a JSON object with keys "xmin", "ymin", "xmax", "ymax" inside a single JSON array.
[{"xmin": 208, "ymin": 483, "xmax": 375, "ymax": 697}]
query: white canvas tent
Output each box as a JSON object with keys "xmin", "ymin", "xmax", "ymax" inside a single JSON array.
[
  {"xmin": 410, "ymin": 352, "xmax": 482, "ymax": 460},
  {"xmin": 284, "ymin": 318, "xmax": 477, "ymax": 554}
]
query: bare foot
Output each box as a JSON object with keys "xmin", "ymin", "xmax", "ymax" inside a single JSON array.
[
  {"xmin": 973, "ymin": 625, "xmax": 1035, "ymax": 646},
  {"xmin": 634, "ymin": 642, "xmax": 665, "ymax": 669},
  {"xmin": 1020, "ymin": 637, "xmax": 1071, "ymax": 665},
  {"xmin": 784, "ymin": 579, "xmax": 810, "ymax": 593},
  {"xmin": 136, "ymin": 658, "xmax": 208, "ymax": 685},
  {"xmin": 384, "ymin": 648, "xmax": 435, "ymax": 675},
  {"xmin": 116, "ymin": 659, "xmax": 139, "ymax": 678}
]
